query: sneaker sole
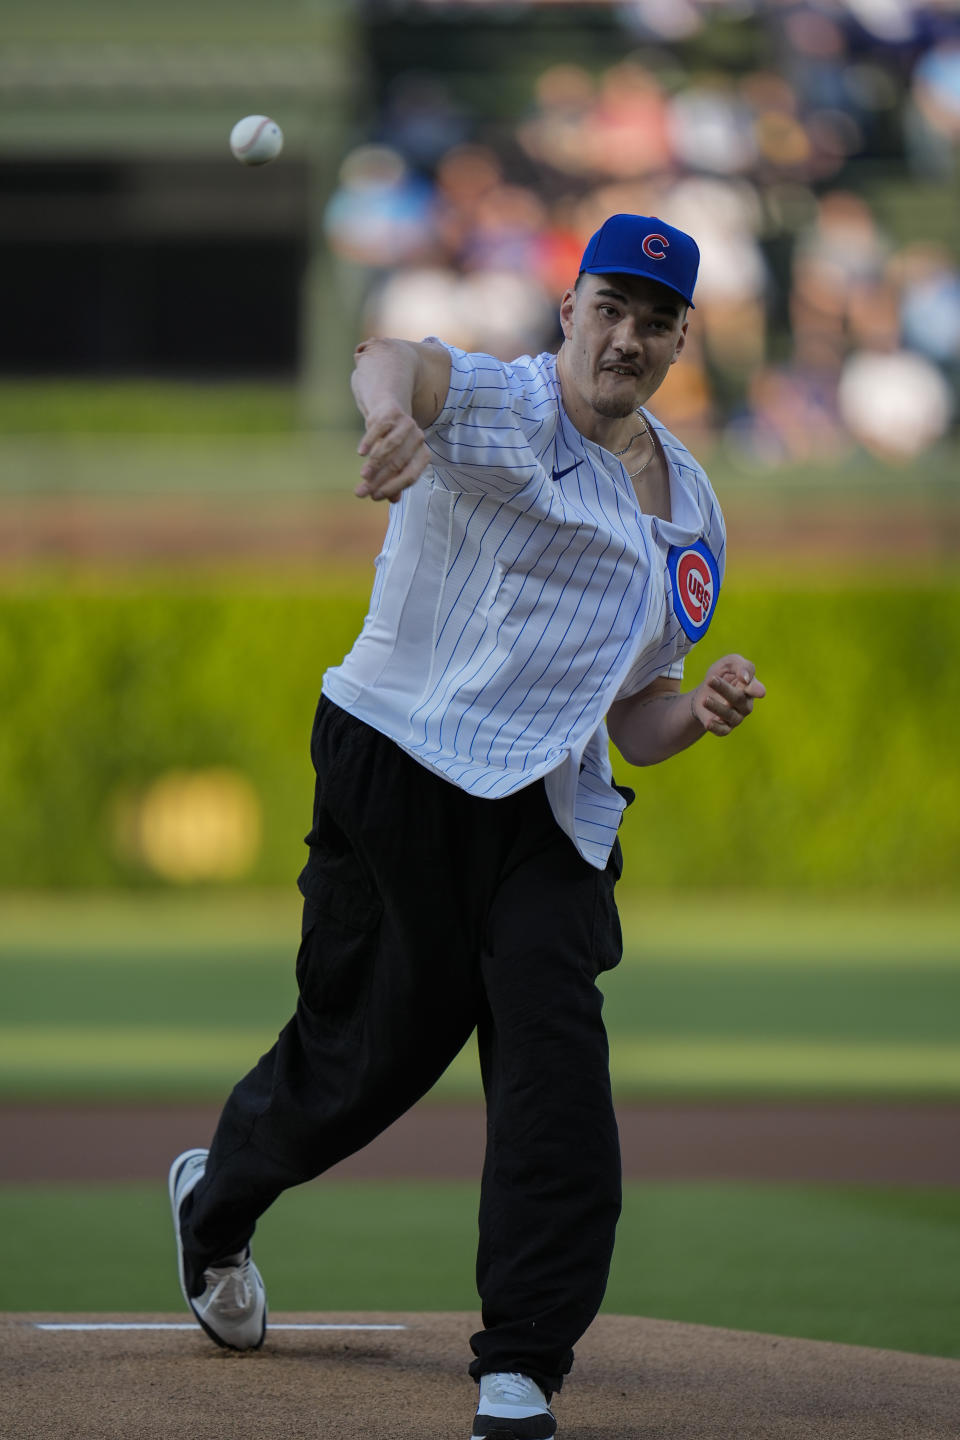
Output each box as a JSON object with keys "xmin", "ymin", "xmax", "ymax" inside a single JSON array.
[
  {"xmin": 169, "ymin": 1149, "xmax": 209, "ymax": 1301},
  {"xmin": 168, "ymin": 1149, "xmax": 267, "ymax": 1353},
  {"xmin": 168, "ymin": 1148, "xmax": 208, "ymax": 1311},
  {"xmin": 471, "ymin": 1432, "xmax": 557, "ymax": 1440},
  {"xmin": 470, "ymin": 1420, "xmax": 557, "ymax": 1440}
]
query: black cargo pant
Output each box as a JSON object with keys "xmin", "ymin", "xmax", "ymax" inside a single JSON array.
[{"xmin": 180, "ymin": 696, "xmax": 625, "ymax": 1395}]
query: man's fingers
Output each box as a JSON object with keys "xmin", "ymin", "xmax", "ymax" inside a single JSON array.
[
  {"xmin": 720, "ymin": 654, "xmax": 754, "ymax": 684},
  {"xmin": 695, "ymin": 656, "xmax": 764, "ymax": 738},
  {"xmin": 370, "ymin": 440, "xmax": 429, "ymax": 493},
  {"xmin": 702, "ymin": 687, "xmax": 752, "ymax": 729},
  {"xmin": 710, "ymin": 655, "xmax": 762, "ymax": 691},
  {"xmin": 357, "ymin": 441, "xmax": 431, "ymax": 501},
  {"xmin": 359, "ymin": 433, "xmax": 417, "ymax": 482},
  {"xmin": 708, "ymin": 677, "xmax": 740, "ymax": 703},
  {"xmin": 701, "ymin": 711, "xmax": 733, "ymax": 736},
  {"xmin": 358, "ymin": 408, "xmax": 424, "ymax": 466},
  {"xmin": 357, "ymin": 412, "xmax": 399, "ymax": 458},
  {"xmin": 707, "ymin": 677, "xmax": 752, "ymax": 712},
  {"xmin": 357, "ymin": 425, "xmax": 429, "ymax": 499}
]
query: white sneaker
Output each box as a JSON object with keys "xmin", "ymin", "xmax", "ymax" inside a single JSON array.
[
  {"xmin": 168, "ymin": 1147, "xmax": 267, "ymax": 1351},
  {"xmin": 471, "ymin": 1372, "xmax": 557, "ymax": 1439}
]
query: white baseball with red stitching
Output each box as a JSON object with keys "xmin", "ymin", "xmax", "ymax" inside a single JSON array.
[{"xmin": 229, "ymin": 115, "xmax": 283, "ymax": 166}]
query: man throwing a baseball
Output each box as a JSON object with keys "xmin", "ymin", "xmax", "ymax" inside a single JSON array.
[{"xmin": 170, "ymin": 213, "xmax": 765, "ymax": 1440}]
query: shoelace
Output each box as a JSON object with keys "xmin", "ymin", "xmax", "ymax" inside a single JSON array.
[
  {"xmin": 203, "ymin": 1256, "xmax": 253, "ymax": 1316},
  {"xmin": 486, "ymin": 1373, "xmax": 538, "ymax": 1404}
]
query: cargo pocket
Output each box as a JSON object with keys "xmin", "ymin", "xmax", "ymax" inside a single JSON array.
[{"xmin": 295, "ymin": 831, "xmax": 383, "ymax": 1037}]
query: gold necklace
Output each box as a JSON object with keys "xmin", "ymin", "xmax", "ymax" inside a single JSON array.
[
  {"xmin": 611, "ymin": 409, "xmax": 648, "ymax": 456},
  {"xmin": 627, "ymin": 428, "xmax": 656, "ymax": 479}
]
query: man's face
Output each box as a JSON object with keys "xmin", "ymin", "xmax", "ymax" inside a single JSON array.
[{"xmin": 558, "ymin": 272, "xmax": 689, "ymax": 420}]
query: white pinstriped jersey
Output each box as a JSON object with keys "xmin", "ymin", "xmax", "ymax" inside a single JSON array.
[{"xmin": 323, "ymin": 343, "xmax": 726, "ymax": 869}]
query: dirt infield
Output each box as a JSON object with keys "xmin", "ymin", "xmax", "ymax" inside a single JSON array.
[
  {"xmin": 3, "ymin": 490, "xmax": 957, "ymax": 566},
  {"xmin": 4, "ymin": 1309, "xmax": 960, "ymax": 1440},
  {"xmin": 3, "ymin": 1100, "xmax": 959, "ymax": 1185}
]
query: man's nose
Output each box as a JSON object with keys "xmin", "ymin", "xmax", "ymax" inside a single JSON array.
[{"xmin": 612, "ymin": 319, "xmax": 641, "ymax": 354}]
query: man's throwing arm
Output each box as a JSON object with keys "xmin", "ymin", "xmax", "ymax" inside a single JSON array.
[{"xmin": 352, "ymin": 338, "xmax": 452, "ymax": 503}]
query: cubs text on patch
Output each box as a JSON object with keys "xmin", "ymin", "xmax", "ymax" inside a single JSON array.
[{"xmin": 667, "ymin": 539, "xmax": 720, "ymax": 643}]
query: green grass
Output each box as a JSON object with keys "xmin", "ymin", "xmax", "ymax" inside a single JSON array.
[
  {"xmin": 1, "ymin": 1180, "xmax": 957, "ymax": 1359},
  {"xmin": 0, "ymin": 432, "xmax": 367, "ymax": 497},
  {"xmin": 0, "ymin": 381, "xmax": 300, "ymax": 436},
  {"xmin": 0, "ymin": 378, "xmax": 958, "ymax": 501},
  {"xmin": 1, "ymin": 891, "xmax": 958, "ymax": 1100},
  {"xmin": 3, "ymin": 894, "xmax": 957, "ymax": 1359}
]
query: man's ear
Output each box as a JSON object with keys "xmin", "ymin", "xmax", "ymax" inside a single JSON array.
[
  {"xmin": 670, "ymin": 320, "xmax": 689, "ymax": 365},
  {"xmin": 559, "ymin": 287, "xmax": 577, "ymax": 341}
]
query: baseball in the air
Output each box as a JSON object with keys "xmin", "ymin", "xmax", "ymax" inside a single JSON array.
[{"xmin": 229, "ymin": 115, "xmax": 284, "ymax": 166}]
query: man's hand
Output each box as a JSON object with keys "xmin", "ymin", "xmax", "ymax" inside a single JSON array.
[
  {"xmin": 351, "ymin": 337, "xmax": 450, "ymax": 503},
  {"xmin": 691, "ymin": 654, "xmax": 766, "ymax": 737},
  {"xmin": 355, "ymin": 404, "xmax": 431, "ymax": 503},
  {"xmin": 608, "ymin": 655, "xmax": 764, "ymax": 766}
]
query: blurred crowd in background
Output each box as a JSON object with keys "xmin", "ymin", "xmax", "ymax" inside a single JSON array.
[{"xmin": 326, "ymin": 0, "xmax": 959, "ymax": 465}]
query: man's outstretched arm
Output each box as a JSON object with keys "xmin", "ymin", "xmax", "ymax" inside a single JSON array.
[
  {"xmin": 351, "ymin": 338, "xmax": 452, "ymax": 503},
  {"xmin": 607, "ymin": 654, "xmax": 766, "ymax": 767}
]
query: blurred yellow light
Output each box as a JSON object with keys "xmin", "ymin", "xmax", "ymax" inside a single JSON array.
[{"xmin": 114, "ymin": 769, "xmax": 262, "ymax": 883}]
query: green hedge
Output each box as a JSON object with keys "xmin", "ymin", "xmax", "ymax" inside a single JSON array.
[
  {"xmin": 0, "ymin": 576, "xmax": 367, "ymax": 888},
  {"xmin": 619, "ymin": 576, "xmax": 960, "ymax": 892},
  {"xmin": 1, "ymin": 571, "xmax": 957, "ymax": 892}
]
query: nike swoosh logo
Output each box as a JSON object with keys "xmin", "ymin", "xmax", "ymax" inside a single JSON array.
[{"xmin": 552, "ymin": 461, "xmax": 580, "ymax": 482}]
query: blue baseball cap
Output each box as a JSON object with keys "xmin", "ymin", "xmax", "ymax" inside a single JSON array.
[{"xmin": 579, "ymin": 213, "xmax": 699, "ymax": 309}]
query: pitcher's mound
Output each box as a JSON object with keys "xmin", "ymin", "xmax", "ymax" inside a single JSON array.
[{"xmin": 4, "ymin": 1310, "xmax": 959, "ymax": 1439}]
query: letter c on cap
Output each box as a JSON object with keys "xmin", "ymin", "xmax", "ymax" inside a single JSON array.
[{"xmin": 642, "ymin": 233, "xmax": 669, "ymax": 261}]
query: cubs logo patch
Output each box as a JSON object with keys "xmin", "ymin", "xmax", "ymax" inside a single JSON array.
[
  {"xmin": 667, "ymin": 539, "xmax": 720, "ymax": 643},
  {"xmin": 642, "ymin": 233, "xmax": 669, "ymax": 261}
]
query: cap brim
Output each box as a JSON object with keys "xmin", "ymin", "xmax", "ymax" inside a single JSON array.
[{"xmin": 580, "ymin": 263, "xmax": 695, "ymax": 309}]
